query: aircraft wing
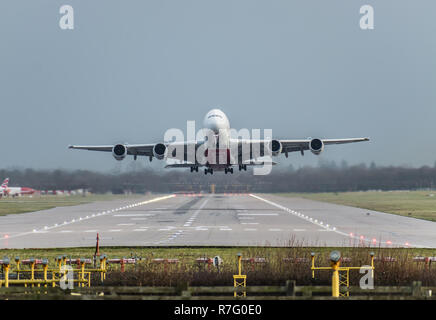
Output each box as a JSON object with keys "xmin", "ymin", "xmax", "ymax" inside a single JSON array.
[
  {"xmin": 242, "ymin": 160, "xmax": 277, "ymax": 166},
  {"xmin": 68, "ymin": 144, "xmax": 155, "ymax": 156},
  {"xmin": 165, "ymin": 160, "xmax": 277, "ymax": 168},
  {"xmin": 279, "ymin": 138, "xmax": 369, "ymax": 153},
  {"xmin": 165, "ymin": 163, "xmax": 198, "ymax": 168},
  {"xmin": 68, "ymin": 141, "xmax": 203, "ymax": 159}
]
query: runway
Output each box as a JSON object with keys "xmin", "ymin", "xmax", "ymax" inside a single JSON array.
[{"xmin": 0, "ymin": 193, "xmax": 435, "ymax": 248}]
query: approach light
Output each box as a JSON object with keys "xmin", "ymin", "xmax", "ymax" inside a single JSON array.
[{"xmin": 330, "ymin": 251, "xmax": 341, "ymax": 263}]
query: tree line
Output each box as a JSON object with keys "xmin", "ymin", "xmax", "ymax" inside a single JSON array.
[{"xmin": 1, "ymin": 164, "xmax": 436, "ymax": 194}]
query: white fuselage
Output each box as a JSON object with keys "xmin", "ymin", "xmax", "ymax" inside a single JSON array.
[
  {"xmin": 202, "ymin": 109, "xmax": 233, "ymax": 169},
  {"xmin": 0, "ymin": 186, "xmax": 35, "ymax": 197},
  {"xmin": 203, "ymin": 108, "xmax": 231, "ymax": 146}
]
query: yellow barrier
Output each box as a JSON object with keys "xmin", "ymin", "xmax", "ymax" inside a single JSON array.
[
  {"xmin": 311, "ymin": 251, "xmax": 375, "ymax": 298},
  {"xmin": 0, "ymin": 254, "xmax": 109, "ymax": 288},
  {"xmin": 233, "ymin": 253, "xmax": 247, "ymax": 298}
]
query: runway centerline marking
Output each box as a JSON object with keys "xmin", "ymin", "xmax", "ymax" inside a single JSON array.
[{"xmin": 164, "ymin": 197, "xmax": 209, "ymax": 243}]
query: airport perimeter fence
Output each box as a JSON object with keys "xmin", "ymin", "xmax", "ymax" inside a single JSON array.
[{"xmin": 0, "ymin": 281, "xmax": 434, "ymax": 300}]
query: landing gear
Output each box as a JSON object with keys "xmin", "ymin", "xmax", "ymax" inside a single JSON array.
[
  {"xmin": 190, "ymin": 166, "xmax": 199, "ymax": 173},
  {"xmin": 224, "ymin": 168, "xmax": 234, "ymax": 174},
  {"xmin": 238, "ymin": 164, "xmax": 247, "ymax": 171},
  {"xmin": 204, "ymin": 168, "xmax": 213, "ymax": 175}
]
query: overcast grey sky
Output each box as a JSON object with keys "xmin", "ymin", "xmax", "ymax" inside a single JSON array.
[{"xmin": 1, "ymin": 1, "xmax": 435, "ymax": 172}]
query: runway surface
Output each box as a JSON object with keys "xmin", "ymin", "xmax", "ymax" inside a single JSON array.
[{"xmin": 0, "ymin": 193, "xmax": 435, "ymax": 248}]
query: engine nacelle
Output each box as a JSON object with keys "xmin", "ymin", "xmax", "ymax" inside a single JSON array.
[
  {"xmin": 309, "ymin": 138, "xmax": 324, "ymax": 155},
  {"xmin": 112, "ymin": 144, "xmax": 127, "ymax": 161},
  {"xmin": 269, "ymin": 139, "xmax": 282, "ymax": 156},
  {"xmin": 153, "ymin": 143, "xmax": 167, "ymax": 160}
]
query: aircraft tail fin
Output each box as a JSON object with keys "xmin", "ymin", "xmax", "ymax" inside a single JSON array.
[{"xmin": 1, "ymin": 178, "xmax": 9, "ymax": 188}]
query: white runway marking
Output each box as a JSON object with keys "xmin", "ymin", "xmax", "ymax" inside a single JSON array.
[
  {"xmin": 220, "ymin": 228, "xmax": 232, "ymax": 231},
  {"xmin": 5, "ymin": 195, "xmax": 176, "ymax": 241},
  {"xmin": 60, "ymin": 230, "xmax": 72, "ymax": 233},
  {"xmin": 249, "ymin": 193, "xmax": 422, "ymax": 248},
  {"xmin": 238, "ymin": 213, "xmax": 279, "ymax": 216},
  {"xmin": 133, "ymin": 229, "xmax": 147, "ymax": 232},
  {"xmin": 166, "ymin": 198, "xmax": 209, "ymax": 243},
  {"xmin": 114, "ymin": 214, "xmax": 154, "ymax": 217},
  {"xmin": 109, "ymin": 229, "xmax": 122, "ymax": 232},
  {"xmin": 84, "ymin": 230, "xmax": 98, "ymax": 233},
  {"xmin": 241, "ymin": 222, "xmax": 259, "ymax": 225},
  {"xmin": 131, "ymin": 218, "xmax": 148, "ymax": 221},
  {"xmin": 117, "ymin": 223, "xmax": 134, "ymax": 226}
]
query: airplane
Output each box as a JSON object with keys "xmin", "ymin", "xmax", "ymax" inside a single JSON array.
[
  {"xmin": 69, "ymin": 109, "xmax": 369, "ymax": 175},
  {"xmin": 0, "ymin": 178, "xmax": 8, "ymax": 196},
  {"xmin": 0, "ymin": 178, "xmax": 36, "ymax": 197}
]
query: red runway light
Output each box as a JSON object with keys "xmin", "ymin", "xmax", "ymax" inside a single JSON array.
[
  {"xmin": 349, "ymin": 233, "xmax": 354, "ymax": 237},
  {"xmin": 372, "ymin": 238, "xmax": 377, "ymax": 243}
]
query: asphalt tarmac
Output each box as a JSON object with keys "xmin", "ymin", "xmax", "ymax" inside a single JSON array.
[{"xmin": 0, "ymin": 193, "xmax": 435, "ymax": 248}]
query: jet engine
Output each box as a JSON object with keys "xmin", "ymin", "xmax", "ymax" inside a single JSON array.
[
  {"xmin": 309, "ymin": 138, "xmax": 324, "ymax": 155},
  {"xmin": 268, "ymin": 139, "xmax": 282, "ymax": 156},
  {"xmin": 153, "ymin": 143, "xmax": 167, "ymax": 160},
  {"xmin": 112, "ymin": 144, "xmax": 127, "ymax": 161}
]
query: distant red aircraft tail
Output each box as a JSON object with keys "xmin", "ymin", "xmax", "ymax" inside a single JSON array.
[{"xmin": 1, "ymin": 178, "xmax": 9, "ymax": 189}]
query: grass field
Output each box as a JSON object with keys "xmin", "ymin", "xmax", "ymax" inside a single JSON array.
[
  {"xmin": 0, "ymin": 194, "xmax": 143, "ymax": 216},
  {"xmin": 0, "ymin": 246, "xmax": 434, "ymax": 268},
  {"xmin": 279, "ymin": 191, "xmax": 436, "ymax": 222}
]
